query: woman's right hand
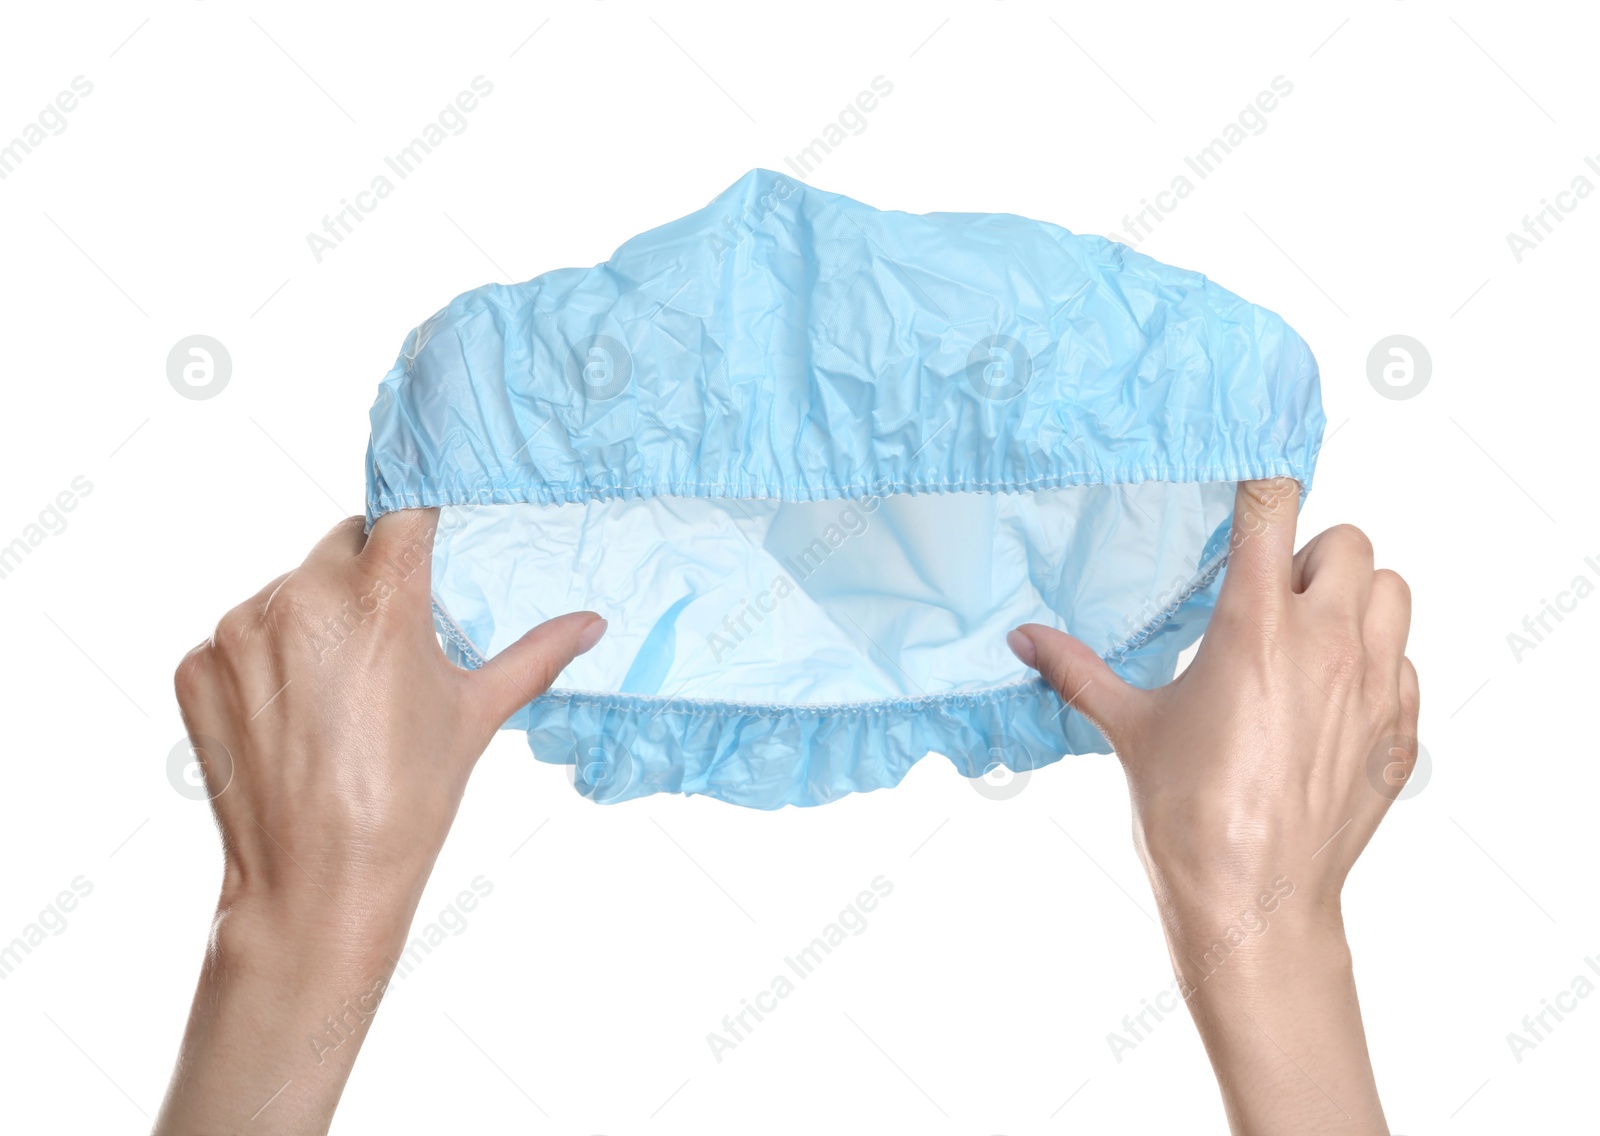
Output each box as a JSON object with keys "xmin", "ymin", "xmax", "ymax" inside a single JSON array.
[{"xmin": 1010, "ymin": 478, "xmax": 1417, "ymax": 1135}]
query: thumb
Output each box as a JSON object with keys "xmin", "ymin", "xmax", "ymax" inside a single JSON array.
[
  {"xmin": 469, "ymin": 612, "xmax": 607, "ymax": 729},
  {"xmin": 1007, "ymin": 625, "xmax": 1144, "ymax": 744}
]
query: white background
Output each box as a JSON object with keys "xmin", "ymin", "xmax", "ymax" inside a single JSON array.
[{"xmin": 1, "ymin": 2, "xmax": 1595, "ymax": 1132}]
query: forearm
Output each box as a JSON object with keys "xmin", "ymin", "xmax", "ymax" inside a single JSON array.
[
  {"xmin": 154, "ymin": 899, "xmax": 410, "ymax": 1135},
  {"xmin": 1162, "ymin": 902, "xmax": 1386, "ymax": 1135}
]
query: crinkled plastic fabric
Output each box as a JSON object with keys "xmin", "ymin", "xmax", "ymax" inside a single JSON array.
[{"xmin": 366, "ymin": 169, "xmax": 1323, "ymax": 809}]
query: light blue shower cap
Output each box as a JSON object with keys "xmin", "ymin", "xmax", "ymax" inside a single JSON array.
[{"xmin": 366, "ymin": 170, "xmax": 1323, "ymax": 808}]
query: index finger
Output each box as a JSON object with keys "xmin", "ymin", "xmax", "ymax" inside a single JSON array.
[
  {"xmin": 1218, "ymin": 478, "xmax": 1300, "ymax": 610},
  {"xmin": 362, "ymin": 506, "xmax": 441, "ymax": 596}
]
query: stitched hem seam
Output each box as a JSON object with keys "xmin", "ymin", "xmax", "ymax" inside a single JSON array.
[{"xmin": 370, "ymin": 458, "xmax": 1311, "ymax": 515}]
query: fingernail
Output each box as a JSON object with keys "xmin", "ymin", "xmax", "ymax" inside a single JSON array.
[
  {"xmin": 1006, "ymin": 628, "xmax": 1037, "ymax": 669},
  {"xmin": 575, "ymin": 617, "xmax": 608, "ymax": 656}
]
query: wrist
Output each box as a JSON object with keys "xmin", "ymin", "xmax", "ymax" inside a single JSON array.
[
  {"xmin": 1166, "ymin": 904, "xmax": 1350, "ymax": 995},
  {"xmin": 154, "ymin": 893, "xmax": 406, "ymax": 1134},
  {"xmin": 212, "ymin": 887, "xmax": 416, "ymax": 985},
  {"xmin": 1161, "ymin": 907, "xmax": 1382, "ymax": 1133},
  {"xmin": 1151, "ymin": 871, "xmax": 1348, "ymax": 992}
]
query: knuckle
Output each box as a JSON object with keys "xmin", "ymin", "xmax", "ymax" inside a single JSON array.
[
  {"xmin": 1374, "ymin": 568, "xmax": 1411, "ymax": 605},
  {"xmin": 1399, "ymin": 657, "xmax": 1422, "ymax": 715},
  {"xmin": 211, "ymin": 607, "xmax": 258, "ymax": 651},
  {"xmin": 1325, "ymin": 523, "xmax": 1374, "ymax": 562},
  {"xmin": 334, "ymin": 514, "xmax": 367, "ymax": 541},
  {"xmin": 262, "ymin": 577, "xmax": 319, "ymax": 629},
  {"xmin": 173, "ymin": 645, "xmax": 210, "ymax": 699},
  {"xmin": 1241, "ymin": 476, "xmax": 1298, "ymax": 513}
]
